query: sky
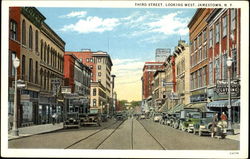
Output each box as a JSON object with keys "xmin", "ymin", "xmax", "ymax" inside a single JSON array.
[{"xmin": 37, "ymin": 8, "xmax": 196, "ymax": 102}]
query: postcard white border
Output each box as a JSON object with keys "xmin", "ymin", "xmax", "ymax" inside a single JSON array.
[{"xmin": 1, "ymin": 1, "xmax": 249, "ymax": 158}]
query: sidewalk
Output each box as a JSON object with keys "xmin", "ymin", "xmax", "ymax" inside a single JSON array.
[
  {"xmin": 226, "ymin": 128, "xmax": 240, "ymax": 141},
  {"xmin": 8, "ymin": 123, "xmax": 64, "ymax": 140}
]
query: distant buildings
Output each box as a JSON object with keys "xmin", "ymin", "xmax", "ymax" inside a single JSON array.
[{"xmin": 155, "ymin": 48, "xmax": 171, "ymax": 62}]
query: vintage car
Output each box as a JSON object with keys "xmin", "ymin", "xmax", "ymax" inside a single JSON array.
[
  {"xmin": 63, "ymin": 112, "xmax": 80, "ymax": 129},
  {"xmin": 153, "ymin": 113, "xmax": 162, "ymax": 122},
  {"xmin": 193, "ymin": 111, "xmax": 216, "ymax": 136},
  {"xmin": 101, "ymin": 114, "xmax": 108, "ymax": 122},
  {"xmin": 80, "ymin": 113, "xmax": 101, "ymax": 126},
  {"xmin": 159, "ymin": 113, "xmax": 168, "ymax": 125},
  {"xmin": 115, "ymin": 113, "xmax": 124, "ymax": 121},
  {"xmin": 179, "ymin": 111, "xmax": 201, "ymax": 132},
  {"xmin": 170, "ymin": 112, "xmax": 181, "ymax": 129},
  {"xmin": 178, "ymin": 108, "xmax": 200, "ymax": 131},
  {"xmin": 139, "ymin": 114, "xmax": 146, "ymax": 120}
]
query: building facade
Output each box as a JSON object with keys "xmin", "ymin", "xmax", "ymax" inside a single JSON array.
[
  {"xmin": 90, "ymin": 82, "xmax": 107, "ymax": 113},
  {"xmin": 141, "ymin": 62, "xmax": 165, "ymax": 111},
  {"xmin": 205, "ymin": 8, "xmax": 241, "ymax": 123}
]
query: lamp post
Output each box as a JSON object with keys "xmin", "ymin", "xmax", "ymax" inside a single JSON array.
[
  {"xmin": 227, "ymin": 57, "xmax": 234, "ymax": 135},
  {"xmin": 12, "ymin": 57, "xmax": 20, "ymax": 136}
]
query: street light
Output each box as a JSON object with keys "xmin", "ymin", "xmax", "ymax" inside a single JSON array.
[
  {"xmin": 12, "ymin": 56, "xmax": 20, "ymax": 136},
  {"xmin": 227, "ymin": 57, "xmax": 234, "ymax": 135}
]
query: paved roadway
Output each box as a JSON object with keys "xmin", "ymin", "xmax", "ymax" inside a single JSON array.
[{"xmin": 9, "ymin": 118, "xmax": 239, "ymax": 150}]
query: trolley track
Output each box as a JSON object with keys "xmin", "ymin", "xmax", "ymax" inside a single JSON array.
[
  {"xmin": 65, "ymin": 119, "xmax": 125, "ymax": 149},
  {"xmin": 136, "ymin": 119, "xmax": 166, "ymax": 150}
]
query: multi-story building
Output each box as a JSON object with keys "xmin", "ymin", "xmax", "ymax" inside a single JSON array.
[
  {"xmin": 155, "ymin": 48, "xmax": 171, "ymax": 62},
  {"xmin": 205, "ymin": 8, "xmax": 241, "ymax": 123},
  {"xmin": 141, "ymin": 62, "xmax": 165, "ymax": 111},
  {"xmin": 90, "ymin": 82, "xmax": 107, "ymax": 113},
  {"xmin": 65, "ymin": 50, "xmax": 113, "ymax": 114},
  {"xmin": 9, "ymin": 7, "xmax": 22, "ymax": 126},
  {"xmin": 64, "ymin": 53, "xmax": 91, "ymax": 114},
  {"xmin": 152, "ymin": 70, "xmax": 166, "ymax": 112},
  {"xmin": 188, "ymin": 8, "xmax": 211, "ymax": 112},
  {"xmin": 163, "ymin": 55, "xmax": 177, "ymax": 112},
  {"xmin": 39, "ymin": 21, "xmax": 65, "ymax": 124},
  {"xmin": 8, "ymin": 7, "xmax": 66, "ymax": 126},
  {"xmin": 172, "ymin": 40, "xmax": 190, "ymax": 112}
]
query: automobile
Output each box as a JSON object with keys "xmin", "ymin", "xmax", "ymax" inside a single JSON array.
[
  {"xmin": 101, "ymin": 114, "xmax": 108, "ymax": 122},
  {"xmin": 159, "ymin": 113, "xmax": 168, "ymax": 124},
  {"xmin": 178, "ymin": 111, "xmax": 201, "ymax": 132},
  {"xmin": 140, "ymin": 114, "xmax": 146, "ymax": 119},
  {"xmin": 64, "ymin": 112, "xmax": 80, "ymax": 129},
  {"xmin": 115, "ymin": 113, "xmax": 124, "ymax": 121},
  {"xmin": 193, "ymin": 111, "xmax": 216, "ymax": 136},
  {"xmin": 153, "ymin": 113, "xmax": 162, "ymax": 122},
  {"xmin": 170, "ymin": 112, "xmax": 181, "ymax": 129},
  {"xmin": 178, "ymin": 108, "xmax": 200, "ymax": 131},
  {"xmin": 81, "ymin": 113, "xmax": 101, "ymax": 126},
  {"xmin": 79, "ymin": 113, "xmax": 88, "ymax": 126}
]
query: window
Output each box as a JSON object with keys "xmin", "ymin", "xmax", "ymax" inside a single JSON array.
[
  {"xmin": 35, "ymin": 30, "xmax": 38, "ymax": 52},
  {"xmin": 22, "ymin": 20, "xmax": 26, "ymax": 45},
  {"xmin": 98, "ymin": 58, "xmax": 101, "ymax": 62},
  {"xmin": 204, "ymin": 45, "xmax": 207, "ymax": 59},
  {"xmin": 199, "ymin": 49, "xmax": 202, "ymax": 62},
  {"xmin": 90, "ymin": 65, "xmax": 93, "ymax": 69},
  {"xmin": 222, "ymin": 53, "xmax": 228, "ymax": 79},
  {"xmin": 35, "ymin": 61, "xmax": 38, "ymax": 84},
  {"xmin": 209, "ymin": 63, "xmax": 213, "ymax": 85},
  {"xmin": 22, "ymin": 55, "xmax": 26, "ymax": 80},
  {"xmin": 209, "ymin": 29, "xmax": 213, "ymax": 48},
  {"xmin": 29, "ymin": 58, "xmax": 33, "ymax": 82},
  {"xmin": 98, "ymin": 72, "xmax": 101, "ymax": 76},
  {"xmin": 232, "ymin": 49, "xmax": 237, "ymax": 78},
  {"xmin": 193, "ymin": 39, "xmax": 196, "ymax": 50},
  {"xmin": 90, "ymin": 58, "xmax": 93, "ymax": 62},
  {"xmin": 47, "ymin": 46, "xmax": 50, "ymax": 64},
  {"xmin": 86, "ymin": 58, "xmax": 89, "ymax": 62},
  {"xmin": 40, "ymin": 40, "xmax": 43, "ymax": 60},
  {"xmin": 231, "ymin": 9, "xmax": 236, "ymax": 31},
  {"xmin": 79, "ymin": 58, "xmax": 82, "ymax": 62},
  {"xmin": 10, "ymin": 52, "xmax": 16, "ymax": 77},
  {"xmin": 93, "ymin": 88, "xmax": 96, "ymax": 96},
  {"xmin": 203, "ymin": 29, "xmax": 207, "ymax": 42},
  {"xmin": 203, "ymin": 67, "xmax": 207, "ymax": 86},
  {"xmin": 93, "ymin": 99, "xmax": 96, "ymax": 106},
  {"xmin": 215, "ymin": 58, "xmax": 220, "ymax": 81},
  {"xmin": 198, "ymin": 70, "xmax": 201, "ymax": 88},
  {"xmin": 198, "ymin": 33, "xmax": 202, "ymax": 46},
  {"xmin": 98, "ymin": 65, "xmax": 101, "ymax": 70},
  {"xmin": 222, "ymin": 16, "xmax": 228, "ymax": 37},
  {"xmin": 29, "ymin": 26, "xmax": 33, "ymax": 49},
  {"xmin": 44, "ymin": 44, "xmax": 47, "ymax": 62},
  {"xmin": 10, "ymin": 20, "xmax": 17, "ymax": 40},
  {"xmin": 215, "ymin": 23, "xmax": 220, "ymax": 43}
]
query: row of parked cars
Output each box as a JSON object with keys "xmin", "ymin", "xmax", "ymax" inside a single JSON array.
[{"xmin": 150, "ymin": 108, "xmax": 227, "ymax": 138}]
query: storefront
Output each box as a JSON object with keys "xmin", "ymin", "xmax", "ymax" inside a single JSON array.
[{"xmin": 39, "ymin": 93, "xmax": 53, "ymax": 124}]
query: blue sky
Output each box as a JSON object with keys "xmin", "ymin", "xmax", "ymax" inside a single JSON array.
[{"xmin": 37, "ymin": 8, "xmax": 196, "ymax": 101}]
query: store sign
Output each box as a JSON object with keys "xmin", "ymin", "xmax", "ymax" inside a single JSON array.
[
  {"xmin": 215, "ymin": 79, "xmax": 240, "ymax": 95},
  {"xmin": 61, "ymin": 86, "xmax": 71, "ymax": 94}
]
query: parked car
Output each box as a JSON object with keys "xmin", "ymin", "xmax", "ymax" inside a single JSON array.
[
  {"xmin": 159, "ymin": 113, "xmax": 168, "ymax": 124},
  {"xmin": 64, "ymin": 112, "xmax": 80, "ymax": 129},
  {"xmin": 153, "ymin": 113, "xmax": 162, "ymax": 122},
  {"xmin": 179, "ymin": 111, "xmax": 201, "ymax": 132},
  {"xmin": 140, "ymin": 114, "xmax": 146, "ymax": 120},
  {"xmin": 101, "ymin": 114, "xmax": 108, "ymax": 122},
  {"xmin": 193, "ymin": 111, "xmax": 216, "ymax": 136},
  {"xmin": 170, "ymin": 112, "xmax": 181, "ymax": 129},
  {"xmin": 178, "ymin": 108, "xmax": 200, "ymax": 131},
  {"xmin": 81, "ymin": 113, "xmax": 101, "ymax": 126},
  {"xmin": 115, "ymin": 113, "xmax": 124, "ymax": 121}
]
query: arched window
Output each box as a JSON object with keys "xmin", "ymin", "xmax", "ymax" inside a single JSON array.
[
  {"xmin": 29, "ymin": 26, "xmax": 33, "ymax": 49},
  {"xmin": 44, "ymin": 43, "xmax": 47, "ymax": 62},
  {"xmin": 35, "ymin": 30, "xmax": 38, "ymax": 52},
  {"xmin": 40, "ymin": 40, "xmax": 43, "ymax": 60},
  {"xmin": 22, "ymin": 20, "xmax": 26, "ymax": 45},
  {"xmin": 29, "ymin": 58, "xmax": 33, "ymax": 82},
  {"xmin": 22, "ymin": 55, "xmax": 26, "ymax": 80},
  {"xmin": 35, "ymin": 61, "xmax": 38, "ymax": 84},
  {"xmin": 47, "ymin": 45, "xmax": 50, "ymax": 64}
]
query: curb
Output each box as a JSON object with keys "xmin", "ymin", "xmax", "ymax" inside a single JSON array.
[{"xmin": 8, "ymin": 127, "xmax": 64, "ymax": 141}]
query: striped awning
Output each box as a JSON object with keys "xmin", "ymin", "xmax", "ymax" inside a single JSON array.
[{"xmin": 207, "ymin": 99, "xmax": 240, "ymax": 107}]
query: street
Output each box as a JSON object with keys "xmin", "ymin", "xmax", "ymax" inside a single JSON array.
[{"xmin": 9, "ymin": 118, "xmax": 239, "ymax": 150}]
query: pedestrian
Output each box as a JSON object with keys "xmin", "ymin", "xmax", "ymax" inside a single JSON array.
[
  {"xmin": 52, "ymin": 113, "xmax": 56, "ymax": 125},
  {"xmin": 220, "ymin": 112, "xmax": 228, "ymax": 128},
  {"xmin": 211, "ymin": 113, "xmax": 218, "ymax": 138}
]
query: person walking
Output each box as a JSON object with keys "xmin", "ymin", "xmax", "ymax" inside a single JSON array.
[
  {"xmin": 220, "ymin": 112, "xmax": 228, "ymax": 128},
  {"xmin": 52, "ymin": 112, "xmax": 56, "ymax": 125},
  {"xmin": 211, "ymin": 113, "xmax": 218, "ymax": 138}
]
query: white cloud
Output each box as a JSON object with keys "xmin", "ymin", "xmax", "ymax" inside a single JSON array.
[
  {"xmin": 61, "ymin": 16, "xmax": 120, "ymax": 33},
  {"xmin": 60, "ymin": 11, "xmax": 87, "ymax": 18}
]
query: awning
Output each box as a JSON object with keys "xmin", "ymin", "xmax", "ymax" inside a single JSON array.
[
  {"xmin": 188, "ymin": 102, "xmax": 208, "ymax": 111},
  {"xmin": 207, "ymin": 99, "xmax": 240, "ymax": 107},
  {"xmin": 173, "ymin": 104, "xmax": 184, "ymax": 113}
]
